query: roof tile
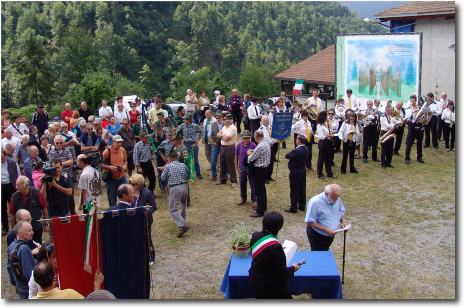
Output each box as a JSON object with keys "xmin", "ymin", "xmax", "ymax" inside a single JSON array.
[{"xmin": 374, "ymin": 1, "xmax": 455, "ymax": 18}]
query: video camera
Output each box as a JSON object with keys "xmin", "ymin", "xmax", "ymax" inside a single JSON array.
[
  {"xmin": 42, "ymin": 165, "xmax": 57, "ymax": 183},
  {"xmin": 86, "ymin": 152, "xmax": 102, "ymax": 168}
]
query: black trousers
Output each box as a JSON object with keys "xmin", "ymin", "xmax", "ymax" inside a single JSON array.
[
  {"xmin": 341, "ymin": 140, "xmax": 357, "ymax": 173},
  {"xmin": 68, "ymin": 186, "xmax": 76, "ymax": 215},
  {"xmin": 304, "ymin": 140, "xmax": 312, "ymax": 168},
  {"xmin": 267, "ymin": 143, "xmax": 279, "ymax": 179},
  {"xmin": 139, "ymin": 160, "xmax": 156, "ymax": 192},
  {"xmin": 405, "ymin": 124, "xmax": 423, "ymax": 160},
  {"xmin": 250, "ymin": 119, "xmax": 261, "ymax": 144},
  {"xmin": 289, "ymin": 173, "xmax": 306, "ymax": 211},
  {"xmin": 253, "ymin": 286, "xmax": 292, "ymax": 299},
  {"xmin": 307, "ymin": 225, "xmax": 334, "ymax": 251},
  {"xmin": 437, "ymin": 117, "xmax": 444, "ymax": 141},
  {"xmin": 362, "ymin": 124, "xmax": 378, "ymax": 160},
  {"xmin": 1, "ymin": 183, "xmax": 16, "ymax": 232},
  {"xmin": 231, "ymin": 109, "xmax": 242, "ymax": 133},
  {"xmin": 333, "ymin": 135, "xmax": 341, "ymax": 153},
  {"xmin": 424, "ymin": 115, "xmax": 438, "ymax": 147},
  {"xmin": 393, "ymin": 125, "xmax": 405, "ymax": 154},
  {"xmin": 317, "ymin": 139, "xmax": 334, "ymax": 177},
  {"xmin": 33, "ymin": 228, "xmax": 43, "ymax": 245},
  {"xmin": 443, "ymin": 123, "xmax": 455, "ymax": 150},
  {"xmin": 293, "ymin": 133, "xmax": 298, "ymax": 148},
  {"xmin": 253, "ymin": 167, "xmax": 267, "ymax": 215},
  {"xmin": 380, "ymin": 135, "xmax": 394, "ymax": 167}
]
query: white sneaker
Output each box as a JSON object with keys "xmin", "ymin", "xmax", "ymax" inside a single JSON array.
[{"xmin": 231, "ymin": 183, "xmax": 237, "ymax": 188}]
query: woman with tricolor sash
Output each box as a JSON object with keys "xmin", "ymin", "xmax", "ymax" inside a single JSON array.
[{"xmin": 248, "ymin": 212, "xmax": 300, "ymax": 299}]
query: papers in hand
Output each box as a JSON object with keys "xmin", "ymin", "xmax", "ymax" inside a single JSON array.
[
  {"xmin": 282, "ymin": 240, "xmax": 298, "ymax": 266},
  {"xmin": 335, "ymin": 224, "xmax": 352, "ymax": 233}
]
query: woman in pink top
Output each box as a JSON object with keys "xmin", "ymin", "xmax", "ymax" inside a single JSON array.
[{"xmin": 32, "ymin": 160, "xmax": 45, "ymax": 190}]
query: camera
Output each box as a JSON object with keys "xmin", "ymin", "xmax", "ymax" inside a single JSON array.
[
  {"xmin": 86, "ymin": 152, "xmax": 102, "ymax": 168},
  {"xmin": 42, "ymin": 165, "xmax": 57, "ymax": 183}
]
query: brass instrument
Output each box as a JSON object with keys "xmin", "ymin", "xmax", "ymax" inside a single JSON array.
[
  {"xmin": 335, "ymin": 105, "xmax": 346, "ymax": 121},
  {"xmin": 359, "ymin": 109, "xmax": 375, "ymax": 126},
  {"xmin": 413, "ymin": 97, "xmax": 433, "ymax": 128},
  {"xmin": 379, "ymin": 127, "xmax": 396, "ymax": 144},
  {"xmin": 307, "ymin": 105, "xmax": 318, "ymax": 121},
  {"xmin": 392, "ymin": 108, "xmax": 403, "ymax": 121}
]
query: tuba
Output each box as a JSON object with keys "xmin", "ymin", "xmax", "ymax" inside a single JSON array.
[
  {"xmin": 335, "ymin": 105, "xmax": 346, "ymax": 121},
  {"xmin": 307, "ymin": 105, "xmax": 318, "ymax": 121},
  {"xmin": 413, "ymin": 96, "xmax": 433, "ymax": 128}
]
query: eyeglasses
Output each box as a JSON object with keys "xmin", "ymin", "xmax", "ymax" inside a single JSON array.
[
  {"xmin": 55, "ymin": 142, "xmax": 63, "ymax": 145},
  {"xmin": 130, "ymin": 183, "xmax": 137, "ymax": 186},
  {"xmin": 328, "ymin": 113, "xmax": 335, "ymax": 115},
  {"xmin": 88, "ymin": 120, "xmax": 93, "ymax": 123},
  {"xmin": 122, "ymin": 123, "xmax": 128, "ymax": 125}
]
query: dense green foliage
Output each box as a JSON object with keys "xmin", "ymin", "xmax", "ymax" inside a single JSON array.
[{"xmin": 1, "ymin": 1, "xmax": 381, "ymax": 110}]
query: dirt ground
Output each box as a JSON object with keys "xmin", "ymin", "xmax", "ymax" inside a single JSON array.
[{"xmin": 1, "ymin": 135, "xmax": 455, "ymax": 299}]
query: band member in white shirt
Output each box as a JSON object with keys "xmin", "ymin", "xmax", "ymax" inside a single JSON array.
[
  {"xmin": 423, "ymin": 93, "xmax": 438, "ymax": 149},
  {"xmin": 380, "ymin": 106, "xmax": 404, "ymax": 168},
  {"xmin": 441, "ymin": 100, "xmax": 455, "ymax": 152},
  {"xmin": 292, "ymin": 111, "xmax": 315, "ymax": 171},
  {"xmin": 247, "ymin": 97, "xmax": 262, "ymax": 144},
  {"xmin": 358, "ymin": 100, "xmax": 380, "ymax": 163},
  {"xmin": 315, "ymin": 111, "xmax": 335, "ymax": 179},
  {"xmin": 326, "ymin": 108, "xmax": 339, "ymax": 166},
  {"xmin": 333, "ymin": 99, "xmax": 345, "ymax": 153},
  {"xmin": 292, "ymin": 104, "xmax": 302, "ymax": 148},
  {"xmin": 404, "ymin": 94, "xmax": 424, "ymax": 165},
  {"xmin": 437, "ymin": 92, "xmax": 449, "ymax": 142},
  {"xmin": 305, "ymin": 89, "xmax": 324, "ymax": 145},
  {"xmin": 342, "ymin": 89, "xmax": 359, "ymax": 112},
  {"xmin": 339, "ymin": 112, "xmax": 359, "ymax": 174},
  {"xmin": 393, "ymin": 101, "xmax": 407, "ymax": 155}
]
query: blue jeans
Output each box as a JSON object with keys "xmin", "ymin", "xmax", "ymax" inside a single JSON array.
[
  {"xmin": 156, "ymin": 154, "xmax": 166, "ymax": 190},
  {"xmin": 106, "ymin": 176, "xmax": 128, "ymax": 207},
  {"xmin": 211, "ymin": 144, "xmax": 221, "ymax": 178},
  {"xmin": 185, "ymin": 143, "xmax": 201, "ymax": 176},
  {"xmin": 193, "ymin": 111, "xmax": 200, "ymax": 125}
]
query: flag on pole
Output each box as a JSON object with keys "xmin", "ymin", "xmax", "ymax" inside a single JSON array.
[
  {"xmin": 84, "ymin": 201, "xmax": 95, "ymax": 273},
  {"xmin": 148, "ymin": 136, "xmax": 157, "ymax": 154},
  {"xmin": 293, "ymin": 79, "xmax": 304, "ymax": 95},
  {"xmin": 185, "ymin": 149, "xmax": 196, "ymax": 185}
]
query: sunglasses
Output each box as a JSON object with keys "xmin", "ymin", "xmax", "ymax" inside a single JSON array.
[
  {"xmin": 55, "ymin": 142, "xmax": 63, "ymax": 145},
  {"xmin": 130, "ymin": 183, "xmax": 137, "ymax": 186}
]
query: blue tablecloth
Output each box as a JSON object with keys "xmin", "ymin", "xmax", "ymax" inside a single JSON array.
[{"xmin": 220, "ymin": 251, "xmax": 343, "ymax": 299}]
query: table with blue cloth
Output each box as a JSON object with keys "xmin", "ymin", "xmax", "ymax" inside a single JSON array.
[{"xmin": 220, "ymin": 251, "xmax": 343, "ymax": 299}]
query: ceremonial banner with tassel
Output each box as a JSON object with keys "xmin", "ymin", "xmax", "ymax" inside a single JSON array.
[
  {"xmin": 185, "ymin": 149, "xmax": 196, "ymax": 185},
  {"xmin": 84, "ymin": 200, "xmax": 96, "ymax": 273}
]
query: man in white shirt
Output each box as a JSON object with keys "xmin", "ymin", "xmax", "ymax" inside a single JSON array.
[
  {"xmin": 113, "ymin": 95, "xmax": 130, "ymax": 113},
  {"xmin": 2, "ymin": 128, "xmax": 20, "ymax": 150},
  {"xmin": 76, "ymin": 154, "xmax": 99, "ymax": 214},
  {"xmin": 305, "ymin": 88, "xmax": 324, "ymax": 114},
  {"xmin": 379, "ymin": 106, "xmax": 404, "ymax": 169},
  {"xmin": 213, "ymin": 90, "xmax": 221, "ymax": 108},
  {"xmin": 291, "ymin": 110, "xmax": 314, "ymax": 171},
  {"xmin": 258, "ymin": 115, "xmax": 279, "ymax": 182},
  {"xmin": 98, "ymin": 99, "xmax": 113, "ymax": 121},
  {"xmin": 114, "ymin": 102, "xmax": 129, "ymax": 124},
  {"xmin": 342, "ymin": 89, "xmax": 359, "ymax": 112},
  {"xmin": 247, "ymin": 97, "xmax": 262, "ymax": 143},
  {"xmin": 437, "ymin": 92, "xmax": 449, "ymax": 142},
  {"xmin": 8, "ymin": 114, "xmax": 29, "ymax": 139}
]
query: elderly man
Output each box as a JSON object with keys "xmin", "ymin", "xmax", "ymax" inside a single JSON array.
[
  {"xmin": 80, "ymin": 123, "xmax": 100, "ymax": 155},
  {"xmin": 259, "ymin": 115, "xmax": 279, "ymax": 182},
  {"xmin": 28, "ymin": 125, "xmax": 38, "ymax": 142},
  {"xmin": 9, "ymin": 114, "xmax": 29, "ymax": 140},
  {"xmin": 7, "ymin": 221, "xmax": 36, "ymax": 298},
  {"xmin": 2, "ymin": 128, "xmax": 20, "ymax": 150},
  {"xmin": 216, "ymin": 114, "xmax": 237, "ymax": 187},
  {"xmin": 133, "ymin": 130, "xmax": 156, "ymax": 192},
  {"xmin": 208, "ymin": 111, "xmax": 224, "ymax": 181},
  {"xmin": 229, "ymin": 89, "xmax": 244, "ymax": 133},
  {"xmin": 117, "ymin": 118, "xmax": 136, "ymax": 177},
  {"xmin": 31, "ymin": 103, "xmax": 48, "ymax": 138},
  {"xmin": 23, "ymin": 146, "xmax": 42, "ymax": 186},
  {"xmin": 61, "ymin": 103, "xmax": 73, "ymax": 129},
  {"xmin": 10, "ymin": 176, "xmax": 49, "ymax": 243},
  {"xmin": 304, "ymin": 184, "xmax": 346, "ymax": 251},
  {"xmin": 202, "ymin": 110, "xmax": 217, "ymax": 165},
  {"xmin": 101, "ymin": 135, "xmax": 128, "ymax": 208},
  {"xmin": 99, "ymin": 99, "xmax": 113, "ymax": 120},
  {"xmin": 114, "ymin": 102, "xmax": 130, "ymax": 124},
  {"xmin": 4, "ymin": 142, "xmax": 17, "ymax": 158},
  {"xmin": 107, "ymin": 184, "xmax": 134, "ymax": 211},
  {"xmin": 6, "ymin": 209, "xmax": 38, "ymax": 249},
  {"xmin": 177, "ymin": 113, "xmax": 204, "ymax": 179},
  {"xmin": 49, "ymin": 135, "xmax": 73, "ymax": 177},
  {"xmin": 78, "ymin": 101, "xmax": 93, "ymax": 122},
  {"xmin": 235, "ymin": 130, "xmax": 257, "ymax": 207},
  {"xmin": 185, "ymin": 89, "xmax": 199, "ymax": 125},
  {"xmin": 2, "ymin": 149, "xmax": 20, "ymax": 235},
  {"xmin": 160, "ymin": 152, "xmax": 191, "ymax": 237},
  {"xmin": 77, "ymin": 154, "xmax": 99, "ymax": 214},
  {"xmin": 113, "ymin": 95, "xmax": 131, "ymax": 113},
  {"xmin": 15, "ymin": 135, "xmax": 30, "ymax": 169},
  {"xmin": 393, "ymin": 101, "xmax": 407, "ymax": 155},
  {"xmin": 284, "ymin": 135, "xmax": 309, "ymax": 213},
  {"xmin": 248, "ymin": 130, "xmax": 271, "ymax": 218}
]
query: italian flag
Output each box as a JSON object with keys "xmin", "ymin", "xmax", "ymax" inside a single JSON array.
[
  {"xmin": 251, "ymin": 235, "xmax": 280, "ymax": 259},
  {"xmin": 83, "ymin": 201, "xmax": 96, "ymax": 273},
  {"xmin": 293, "ymin": 79, "xmax": 304, "ymax": 95}
]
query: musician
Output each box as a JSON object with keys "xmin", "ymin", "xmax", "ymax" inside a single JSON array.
[
  {"xmin": 333, "ymin": 99, "xmax": 345, "ymax": 153},
  {"xmin": 393, "ymin": 101, "xmax": 407, "ymax": 156},
  {"xmin": 326, "ymin": 108, "xmax": 339, "ymax": 166},
  {"xmin": 423, "ymin": 93, "xmax": 438, "ymax": 149},
  {"xmin": 305, "ymin": 89, "xmax": 324, "ymax": 143},
  {"xmin": 372, "ymin": 99, "xmax": 383, "ymax": 155},
  {"xmin": 359, "ymin": 100, "xmax": 380, "ymax": 164},
  {"xmin": 339, "ymin": 112, "xmax": 359, "ymax": 174},
  {"xmin": 441, "ymin": 101, "xmax": 455, "ymax": 152},
  {"xmin": 404, "ymin": 94, "xmax": 424, "ymax": 165},
  {"xmin": 292, "ymin": 104, "xmax": 302, "ymax": 148},
  {"xmin": 380, "ymin": 106, "xmax": 403, "ymax": 168},
  {"xmin": 437, "ymin": 92, "xmax": 449, "ymax": 142},
  {"xmin": 342, "ymin": 89, "xmax": 359, "ymax": 112},
  {"xmin": 291, "ymin": 111, "xmax": 314, "ymax": 171},
  {"xmin": 247, "ymin": 97, "xmax": 262, "ymax": 144},
  {"xmin": 315, "ymin": 111, "xmax": 335, "ymax": 179}
]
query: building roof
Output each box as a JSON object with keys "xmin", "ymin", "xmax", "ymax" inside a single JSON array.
[
  {"xmin": 274, "ymin": 45, "xmax": 335, "ymax": 85},
  {"xmin": 375, "ymin": 1, "xmax": 455, "ymax": 21}
]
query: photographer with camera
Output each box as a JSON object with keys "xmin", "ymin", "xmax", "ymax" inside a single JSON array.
[
  {"xmin": 39, "ymin": 159, "xmax": 73, "ymax": 218},
  {"xmin": 76, "ymin": 154, "xmax": 99, "ymax": 214},
  {"xmin": 101, "ymin": 135, "xmax": 128, "ymax": 208}
]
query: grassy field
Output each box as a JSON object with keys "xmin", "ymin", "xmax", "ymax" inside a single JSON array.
[{"xmin": 1, "ymin": 134, "xmax": 455, "ymax": 299}]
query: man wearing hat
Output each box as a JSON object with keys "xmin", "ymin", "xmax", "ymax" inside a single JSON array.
[
  {"xmin": 169, "ymin": 131, "xmax": 189, "ymax": 164},
  {"xmin": 117, "ymin": 118, "xmax": 136, "ymax": 177},
  {"xmin": 177, "ymin": 113, "xmax": 204, "ymax": 179},
  {"xmin": 152, "ymin": 123, "xmax": 167, "ymax": 192},
  {"xmin": 202, "ymin": 110, "xmax": 217, "ymax": 165},
  {"xmin": 216, "ymin": 114, "xmax": 237, "ymax": 187},
  {"xmin": 162, "ymin": 117, "xmax": 174, "ymax": 132},
  {"xmin": 235, "ymin": 130, "xmax": 257, "ymax": 207},
  {"xmin": 133, "ymin": 130, "xmax": 157, "ymax": 193},
  {"xmin": 158, "ymin": 128, "xmax": 175, "ymax": 163},
  {"xmin": 247, "ymin": 97, "xmax": 262, "ymax": 143},
  {"xmin": 160, "ymin": 151, "xmax": 191, "ymax": 237},
  {"xmin": 101, "ymin": 134, "xmax": 128, "ymax": 207},
  {"xmin": 9, "ymin": 114, "xmax": 29, "ymax": 140},
  {"xmin": 31, "ymin": 104, "xmax": 49, "ymax": 139},
  {"xmin": 207, "ymin": 110, "xmax": 225, "ymax": 181}
]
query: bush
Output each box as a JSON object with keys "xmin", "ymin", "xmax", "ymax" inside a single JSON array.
[{"xmin": 7, "ymin": 105, "xmax": 40, "ymax": 123}]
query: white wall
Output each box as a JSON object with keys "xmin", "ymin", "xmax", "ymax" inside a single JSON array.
[{"xmin": 415, "ymin": 18, "xmax": 455, "ymax": 100}]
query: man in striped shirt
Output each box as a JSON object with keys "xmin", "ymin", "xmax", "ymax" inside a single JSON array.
[{"xmin": 133, "ymin": 130, "xmax": 156, "ymax": 192}]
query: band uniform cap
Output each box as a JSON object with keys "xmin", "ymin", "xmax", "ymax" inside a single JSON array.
[
  {"xmin": 112, "ymin": 134, "xmax": 124, "ymax": 142},
  {"xmin": 215, "ymin": 110, "xmax": 224, "ymax": 117},
  {"xmin": 241, "ymin": 130, "xmax": 252, "ymax": 138},
  {"xmin": 139, "ymin": 130, "xmax": 149, "ymax": 138},
  {"xmin": 182, "ymin": 113, "xmax": 192, "ymax": 120}
]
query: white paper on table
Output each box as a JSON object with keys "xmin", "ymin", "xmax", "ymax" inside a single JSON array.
[
  {"xmin": 282, "ymin": 240, "xmax": 298, "ymax": 266},
  {"xmin": 335, "ymin": 223, "xmax": 352, "ymax": 233}
]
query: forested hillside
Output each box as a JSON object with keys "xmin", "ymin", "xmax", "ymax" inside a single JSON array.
[{"xmin": 1, "ymin": 1, "xmax": 381, "ymax": 113}]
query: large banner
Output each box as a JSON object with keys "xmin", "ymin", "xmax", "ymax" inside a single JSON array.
[
  {"xmin": 271, "ymin": 112, "xmax": 294, "ymax": 141},
  {"xmin": 336, "ymin": 33, "xmax": 422, "ymax": 110}
]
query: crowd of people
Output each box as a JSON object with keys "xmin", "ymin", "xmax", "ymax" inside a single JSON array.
[{"xmin": 1, "ymin": 87, "xmax": 454, "ymax": 299}]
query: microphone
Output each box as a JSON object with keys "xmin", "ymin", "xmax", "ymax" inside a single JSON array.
[{"xmin": 297, "ymin": 259, "xmax": 306, "ymax": 266}]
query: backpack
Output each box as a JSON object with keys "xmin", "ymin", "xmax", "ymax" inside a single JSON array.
[{"xmin": 9, "ymin": 242, "xmax": 28, "ymax": 283}]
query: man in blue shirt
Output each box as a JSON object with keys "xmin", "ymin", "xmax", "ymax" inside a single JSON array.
[{"xmin": 304, "ymin": 184, "xmax": 346, "ymax": 251}]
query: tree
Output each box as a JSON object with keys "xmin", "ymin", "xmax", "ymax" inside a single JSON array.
[{"xmin": 238, "ymin": 64, "xmax": 279, "ymax": 98}]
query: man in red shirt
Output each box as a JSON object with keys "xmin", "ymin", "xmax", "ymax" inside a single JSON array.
[
  {"xmin": 61, "ymin": 103, "xmax": 73, "ymax": 129},
  {"xmin": 9, "ymin": 175, "xmax": 49, "ymax": 244}
]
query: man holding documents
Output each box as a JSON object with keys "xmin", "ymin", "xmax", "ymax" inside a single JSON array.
[{"xmin": 304, "ymin": 184, "xmax": 346, "ymax": 251}]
